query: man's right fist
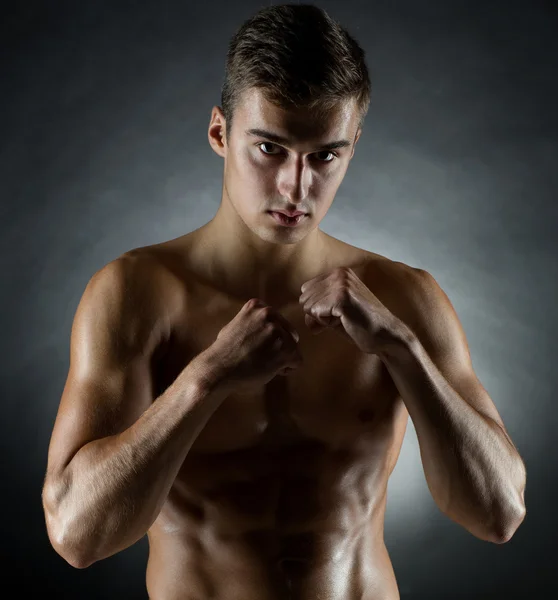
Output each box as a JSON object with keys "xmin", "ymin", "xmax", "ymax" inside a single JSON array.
[{"xmin": 211, "ymin": 298, "xmax": 303, "ymax": 393}]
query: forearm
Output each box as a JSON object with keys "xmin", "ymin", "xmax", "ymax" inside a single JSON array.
[
  {"xmin": 44, "ymin": 349, "xmax": 230, "ymax": 568},
  {"xmin": 378, "ymin": 329, "xmax": 526, "ymax": 543}
]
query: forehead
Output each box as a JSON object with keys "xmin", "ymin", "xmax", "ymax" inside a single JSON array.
[{"xmin": 234, "ymin": 87, "xmax": 359, "ymax": 143}]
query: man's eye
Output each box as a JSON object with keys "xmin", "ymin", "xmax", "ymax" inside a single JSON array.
[
  {"xmin": 258, "ymin": 142, "xmax": 281, "ymax": 155},
  {"xmin": 257, "ymin": 143, "xmax": 336, "ymax": 162},
  {"xmin": 315, "ymin": 150, "xmax": 336, "ymax": 162}
]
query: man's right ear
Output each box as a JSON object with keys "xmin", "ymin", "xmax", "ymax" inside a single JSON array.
[{"xmin": 208, "ymin": 106, "xmax": 227, "ymax": 158}]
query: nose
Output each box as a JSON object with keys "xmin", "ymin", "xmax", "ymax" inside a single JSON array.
[{"xmin": 277, "ymin": 156, "xmax": 311, "ymax": 204}]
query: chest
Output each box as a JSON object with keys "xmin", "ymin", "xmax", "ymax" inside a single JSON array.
[{"xmin": 157, "ymin": 296, "xmax": 402, "ymax": 455}]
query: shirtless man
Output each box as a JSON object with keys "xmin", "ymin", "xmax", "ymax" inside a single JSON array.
[{"xmin": 42, "ymin": 5, "xmax": 527, "ymax": 599}]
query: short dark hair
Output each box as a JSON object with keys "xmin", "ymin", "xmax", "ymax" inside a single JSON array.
[{"xmin": 220, "ymin": 3, "xmax": 371, "ymax": 142}]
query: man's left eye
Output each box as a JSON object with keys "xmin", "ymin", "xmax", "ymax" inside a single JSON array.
[{"xmin": 315, "ymin": 151, "xmax": 336, "ymax": 162}]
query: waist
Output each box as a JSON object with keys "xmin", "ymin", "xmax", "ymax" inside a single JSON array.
[{"xmin": 145, "ymin": 524, "xmax": 397, "ymax": 600}]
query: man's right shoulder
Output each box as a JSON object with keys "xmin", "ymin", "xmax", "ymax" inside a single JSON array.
[
  {"xmin": 96, "ymin": 249, "xmax": 165, "ymax": 292},
  {"xmin": 90, "ymin": 249, "xmax": 185, "ymax": 339}
]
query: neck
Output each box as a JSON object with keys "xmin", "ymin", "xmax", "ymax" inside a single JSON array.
[{"xmin": 193, "ymin": 199, "xmax": 328, "ymax": 304}]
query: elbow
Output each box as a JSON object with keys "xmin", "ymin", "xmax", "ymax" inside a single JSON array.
[
  {"xmin": 54, "ymin": 542, "xmax": 96, "ymax": 570},
  {"xmin": 45, "ymin": 515, "xmax": 97, "ymax": 569},
  {"xmin": 66, "ymin": 556, "xmax": 95, "ymax": 570},
  {"xmin": 447, "ymin": 494, "xmax": 527, "ymax": 544},
  {"xmin": 42, "ymin": 480, "xmax": 97, "ymax": 569},
  {"xmin": 492, "ymin": 478, "xmax": 527, "ymax": 544},
  {"xmin": 45, "ymin": 510, "xmax": 98, "ymax": 569},
  {"xmin": 491, "ymin": 504, "xmax": 526, "ymax": 544}
]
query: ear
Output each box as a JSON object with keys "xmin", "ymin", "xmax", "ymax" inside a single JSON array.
[
  {"xmin": 350, "ymin": 129, "xmax": 362, "ymax": 159},
  {"xmin": 208, "ymin": 106, "xmax": 227, "ymax": 158}
]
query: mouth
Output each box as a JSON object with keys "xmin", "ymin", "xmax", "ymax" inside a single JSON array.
[
  {"xmin": 274, "ymin": 210, "xmax": 306, "ymax": 217},
  {"xmin": 268, "ymin": 211, "xmax": 307, "ymax": 227}
]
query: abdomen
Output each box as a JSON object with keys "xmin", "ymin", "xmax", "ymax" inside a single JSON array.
[{"xmin": 147, "ymin": 437, "xmax": 398, "ymax": 599}]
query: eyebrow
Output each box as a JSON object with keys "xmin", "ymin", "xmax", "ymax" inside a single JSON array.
[{"xmin": 245, "ymin": 128, "xmax": 352, "ymax": 151}]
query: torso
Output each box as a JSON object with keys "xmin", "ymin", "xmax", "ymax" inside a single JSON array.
[{"xmin": 133, "ymin": 229, "xmax": 413, "ymax": 600}]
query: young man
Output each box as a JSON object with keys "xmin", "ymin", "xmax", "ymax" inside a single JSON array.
[{"xmin": 42, "ymin": 4, "xmax": 526, "ymax": 599}]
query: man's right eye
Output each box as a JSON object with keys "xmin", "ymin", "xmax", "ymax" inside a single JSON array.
[{"xmin": 257, "ymin": 142, "xmax": 281, "ymax": 155}]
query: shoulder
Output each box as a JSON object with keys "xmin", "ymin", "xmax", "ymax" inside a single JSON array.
[
  {"xmin": 89, "ymin": 248, "xmax": 186, "ymax": 348},
  {"xmin": 360, "ymin": 253, "xmax": 439, "ymax": 327},
  {"xmin": 123, "ymin": 242, "xmax": 192, "ymax": 302},
  {"xmin": 360, "ymin": 249, "xmax": 419, "ymax": 291},
  {"xmin": 374, "ymin": 260, "xmax": 449, "ymax": 318},
  {"xmin": 363, "ymin": 257, "xmax": 462, "ymax": 357},
  {"xmin": 327, "ymin": 239, "xmax": 422, "ymax": 308},
  {"xmin": 325, "ymin": 235, "xmax": 424, "ymax": 292}
]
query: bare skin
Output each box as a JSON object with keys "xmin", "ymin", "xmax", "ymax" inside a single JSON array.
[
  {"xmin": 43, "ymin": 89, "xmax": 425, "ymax": 599},
  {"xmin": 139, "ymin": 231, "xmax": 409, "ymax": 600}
]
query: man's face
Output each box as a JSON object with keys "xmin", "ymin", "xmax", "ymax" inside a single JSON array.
[{"xmin": 208, "ymin": 87, "xmax": 361, "ymax": 245}]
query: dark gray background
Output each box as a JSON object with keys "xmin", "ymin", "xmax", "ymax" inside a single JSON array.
[{"xmin": 2, "ymin": 0, "xmax": 556, "ymax": 598}]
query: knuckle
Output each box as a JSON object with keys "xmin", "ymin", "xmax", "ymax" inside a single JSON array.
[{"xmin": 245, "ymin": 299, "xmax": 257, "ymax": 311}]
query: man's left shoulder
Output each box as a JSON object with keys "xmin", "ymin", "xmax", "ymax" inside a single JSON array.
[
  {"xmin": 361, "ymin": 251, "xmax": 425, "ymax": 292},
  {"xmin": 361, "ymin": 254, "xmax": 437, "ymax": 323}
]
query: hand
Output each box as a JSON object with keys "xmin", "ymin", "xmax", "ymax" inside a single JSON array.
[
  {"xmin": 210, "ymin": 298, "xmax": 304, "ymax": 394},
  {"xmin": 299, "ymin": 266, "xmax": 405, "ymax": 355}
]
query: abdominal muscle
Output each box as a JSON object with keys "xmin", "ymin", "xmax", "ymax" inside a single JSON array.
[{"xmin": 144, "ymin": 490, "xmax": 400, "ymax": 600}]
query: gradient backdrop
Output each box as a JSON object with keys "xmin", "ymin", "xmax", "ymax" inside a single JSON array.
[{"xmin": 1, "ymin": 1, "xmax": 556, "ymax": 598}]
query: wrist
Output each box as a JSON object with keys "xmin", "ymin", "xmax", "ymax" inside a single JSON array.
[
  {"xmin": 377, "ymin": 319, "xmax": 417, "ymax": 361},
  {"xmin": 189, "ymin": 346, "xmax": 234, "ymax": 395}
]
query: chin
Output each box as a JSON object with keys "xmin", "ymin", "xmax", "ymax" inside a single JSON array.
[{"xmin": 257, "ymin": 223, "xmax": 305, "ymax": 245}]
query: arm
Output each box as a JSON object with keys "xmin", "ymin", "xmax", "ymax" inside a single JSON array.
[
  {"xmin": 378, "ymin": 268, "xmax": 527, "ymax": 544},
  {"xmin": 42, "ymin": 256, "xmax": 231, "ymax": 569}
]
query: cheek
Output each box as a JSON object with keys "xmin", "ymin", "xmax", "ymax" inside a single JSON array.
[
  {"xmin": 240, "ymin": 153, "xmax": 277, "ymax": 189},
  {"xmin": 242, "ymin": 147, "xmax": 269, "ymax": 172},
  {"xmin": 226, "ymin": 156, "xmax": 274, "ymax": 210}
]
